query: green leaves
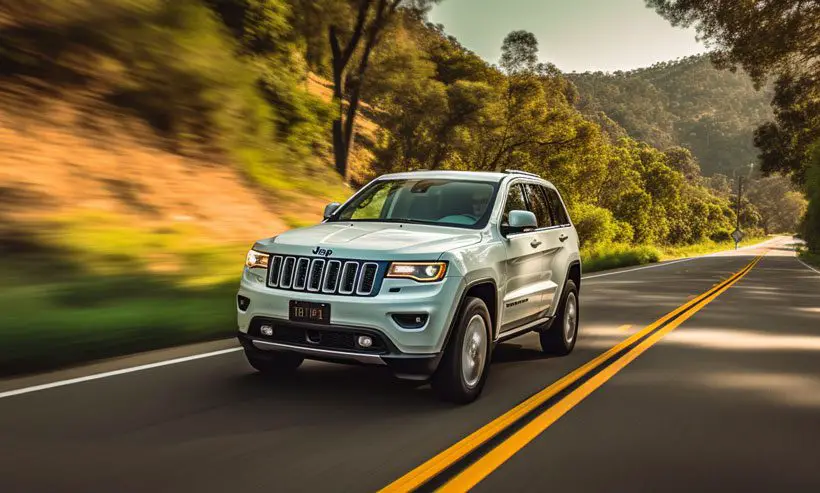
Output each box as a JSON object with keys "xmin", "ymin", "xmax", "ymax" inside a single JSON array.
[{"xmin": 500, "ymin": 30, "xmax": 539, "ymax": 75}]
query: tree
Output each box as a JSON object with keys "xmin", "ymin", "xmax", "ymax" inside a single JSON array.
[
  {"xmin": 754, "ymin": 73, "xmax": 820, "ymax": 184},
  {"xmin": 803, "ymin": 145, "xmax": 820, "ymax": 253},
  {"xmin": 499, "ymin": 30, "xmax": 539, "ymax": 75},
  {"xmin": 328, "ymin": 0, "xmax": 440, "ymax": 179},
  {"xmin": 479, "ymin": 31, "xmax": 587, "ymax": 171},
  {"xmin": 747, "ymin": 175, "xmax": 809, "ymax": 234},
  {"xmin": 204, "ymin": 0, "xmax": 291, "ymax": 56},
  {"xmin": 646, "ymin": 0, "xmax": 819, "ymax": 85},
  {"xmin": 664, "ymin": 146, "xmax": 701, "ymax": 181}
]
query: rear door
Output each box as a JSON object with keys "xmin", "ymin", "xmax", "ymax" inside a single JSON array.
[
  {"xmin": 540, "ymin": 185, "xmax": 575, "ymax": 311},
  {"xmin": 521, "ymin": 183, "xmax": 563, "ymax": 313},
  {"xmin": 499, "ymin": 182, "xmax": 551, "ymax": 334}
]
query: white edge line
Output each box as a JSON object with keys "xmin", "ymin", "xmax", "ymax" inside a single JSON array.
[
  {"xmin": 582, "ymin": 257, "xmax": 696, "ymax": 279},
  {"xmin": 0, "ymin": 347, "xmax": 242, "ymax": 400},
  {"xmin": 797, "ymin": 257, "xmax": 820, "ymax": 276}
]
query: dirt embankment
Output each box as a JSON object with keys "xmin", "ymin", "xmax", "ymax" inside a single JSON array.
[
  {"xmin": 0, "ymin": 74, "xmax": 381, "ymax": 246},
  {"xmin": 0, "ymin": 86, "xmax": 292, "ymax": 243}
]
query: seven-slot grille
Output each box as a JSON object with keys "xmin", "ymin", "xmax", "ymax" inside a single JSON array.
[{"xmin": 268, "ymin": 256, "xmax": 381, "ymax": 296}]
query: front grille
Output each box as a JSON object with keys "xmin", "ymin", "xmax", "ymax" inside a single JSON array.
[{"xmin": 268, "ymin": 256, "xmax": 384, "ymax": 296}]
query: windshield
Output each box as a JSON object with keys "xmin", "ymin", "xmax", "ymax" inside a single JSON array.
[{"xmin": 331, "ymin": 179, "xmax": 498, "ymax": 229}]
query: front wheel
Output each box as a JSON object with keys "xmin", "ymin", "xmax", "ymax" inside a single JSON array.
[
  {"xmin": 431, "ymin": 297, "xmax": 492, "ymax": 404},
  {"xmin": 540, "ymin": 279, "xmax": 579, "ymax": 356}
]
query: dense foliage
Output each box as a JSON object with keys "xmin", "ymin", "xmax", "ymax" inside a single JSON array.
[
  {"xmin": 804, "ymin": 145, "xmax": 820, "ymax": 253},
  {"xmin": 352, "ymin": 22, "xmax": 740, "ymax": 246},
  {"xmin": 569, "ymin": 55, "xmax": 773, "ymax": 177}
]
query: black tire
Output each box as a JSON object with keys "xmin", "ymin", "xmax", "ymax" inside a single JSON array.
[
  {"xmin": 245, "ymin": 349, "xmax": 304, "ymax": 375},
  {"xmin": 540, "ymin": 279, "xmax": 579, "ymax": 356},
  {"xmin": 431, "ymin": 297, "xmax": 492, "ymax": 404}
]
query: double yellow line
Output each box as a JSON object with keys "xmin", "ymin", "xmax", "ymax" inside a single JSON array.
[{"xmin": 381, "ymin": 254, "xmax": 764, "ymax": 493}]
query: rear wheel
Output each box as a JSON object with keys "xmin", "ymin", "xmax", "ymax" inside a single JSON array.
[
  {"xmin": 245, "ymin": 350, "xmax": 304, "ymax": 375},
  {"xmin": 431, "ymin": 297, "xmax": 491, "ymax": 404},
  {"xmin": 540, "ymin": 279, "xmax": 579, "ymax": 356}
]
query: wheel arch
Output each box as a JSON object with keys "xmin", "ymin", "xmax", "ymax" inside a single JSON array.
[
  {"xmin": 567, "ymin": 260, "xmax": 581, "ymax": 292},
  {"xmin": 443, "ymin": 278, "xmax": 499, "ymax": 349}
]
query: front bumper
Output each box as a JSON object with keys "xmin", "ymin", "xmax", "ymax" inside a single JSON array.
[
  {"xmin": 237, "ymin": 328, "xmax": 442, "ymax": 380},
  {"xmin": 237, "ymin": 267, "xmax": 465, "ymax": 355}
]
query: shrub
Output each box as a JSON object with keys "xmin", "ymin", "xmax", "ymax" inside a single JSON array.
[
  {"xmin": 581, "ymin": 243, "xmax": 661, "ymax": 273},
  {"xmin": 710, "ymin": 230, "xmax": 732, "ymax": 242},
  {"xmin": 571, "ymin": 203, "xmax": 620, "ymax": 247}
]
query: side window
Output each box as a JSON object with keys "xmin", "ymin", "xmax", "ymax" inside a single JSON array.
[
  {"xmin": 502, "ymin": 184, "xmax": 527, "ymax": 225},
  {"xmin": 543, "ymin": 187, "xmax": 570, "ymax": 226},
  {"xmin": 524, "ymin": 184, "xmax": 554, "ymax": 228}
]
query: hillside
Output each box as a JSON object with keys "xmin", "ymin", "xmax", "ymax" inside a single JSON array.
[
  {"xmin": 0, "ymin": 0, "xmax": 769, "ymax": 374},
  {"xmin": 568, "ymin": 55, "xmax": 774, "ymax": 176}
]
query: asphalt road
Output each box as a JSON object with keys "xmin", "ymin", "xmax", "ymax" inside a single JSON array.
[{"xmin": 1, "ymin": 237, "xmax": 819, "ymax": 493}]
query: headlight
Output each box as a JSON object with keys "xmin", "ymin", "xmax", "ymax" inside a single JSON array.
[
  {"xmin": 245, "ymin": 249, "xmax": 270, "ymax": 269},
  {"xmin": 386, "ymin": 262, "xmax": 447, "ymax": 282}
]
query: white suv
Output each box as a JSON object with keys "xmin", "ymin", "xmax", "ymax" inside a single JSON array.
[{"xmin": 237, "ymin": 170, "xmax": 581, "ymax": 403}]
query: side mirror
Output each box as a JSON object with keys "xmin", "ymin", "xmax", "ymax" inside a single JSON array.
[
  {"xmin": 323, "ymin": 202, "xmax": 341, "ymax": 220},
  {"xmin": 502, "ymin": 210, "xmax": 537, "ymax": 236}
]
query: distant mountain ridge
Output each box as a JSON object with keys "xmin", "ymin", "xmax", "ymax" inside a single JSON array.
[{"xmin": 567, "ymin": 55, "xmax": 773, "ymax": 177}]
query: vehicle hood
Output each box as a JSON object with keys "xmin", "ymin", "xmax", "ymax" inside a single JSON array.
[{"xmin": 253, "ymin": 222, "xmax": 483, "ymax": 260}]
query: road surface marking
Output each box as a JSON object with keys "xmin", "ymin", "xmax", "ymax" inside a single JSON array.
[
  {"xmin": 0, "ymin": 348, "xmax": 242, "ymax": 400},
  {"xmin": 797, "ymin": 257, "xmax": 820, "ymax": 276},
  {"xmin": 582, "ymin": 257, "xmax": 694, "ymax": 279},
  {"xmin": 438, "ymin": 255, "xmax": 763, "ymax": 492},
  {"xmin": 379, "ymin": 255, "xmax": 763, "ymax": 493},
  {"xmin": 617, "ymin": 324, "xmax": 633, "ymax": 332}
]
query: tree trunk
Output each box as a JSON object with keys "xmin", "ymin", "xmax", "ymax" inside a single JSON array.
[
  {"xmin": 332, "ymin": 121, "xmax": 348, "ymax": 177},
  {"xmin": 328, "ymin": 0, "xmax": 373, "ymax": 180},
  {"xmin": 334, "ymin": 0, "xmax": 389, "ymax": 180}
]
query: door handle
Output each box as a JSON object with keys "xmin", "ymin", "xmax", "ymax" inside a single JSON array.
[
  {"xmin": 559, "ymin": 234, "xmax": 568, "ymax": 242},
  {"xmin": 530, "ymin": 239, "xmax": 542, "ymax": 248}
]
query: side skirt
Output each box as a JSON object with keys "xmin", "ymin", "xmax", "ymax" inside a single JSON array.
[{"xmin": 495, "ymin": 316, "xmax": 552, "ymax": 343}]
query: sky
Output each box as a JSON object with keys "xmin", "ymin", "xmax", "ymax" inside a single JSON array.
[{"xmin": 428, "ymin": 0, "xmax": 707, "ymax": 73}]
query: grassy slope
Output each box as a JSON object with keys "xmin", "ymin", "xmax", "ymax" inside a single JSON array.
[{"xmin": 0, "ymin": 213, "xmax": 242, "ymax": 375}]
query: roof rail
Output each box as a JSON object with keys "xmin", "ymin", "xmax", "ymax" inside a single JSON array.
[{"xmin": 503, "ymin": 169, "xmax": 540, "ymax": 178}]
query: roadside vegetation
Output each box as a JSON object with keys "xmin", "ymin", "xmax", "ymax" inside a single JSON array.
[
  {"xmin": 0, "ymin": 213, "xmax": 242, "ymax": 375},
  {"xmin": 799, "ymin": 250, "xmax": 820, "ymax": 270},
  {"xmin": 0, "ymin": 0, "xmax": 813, "ymax": 374}
]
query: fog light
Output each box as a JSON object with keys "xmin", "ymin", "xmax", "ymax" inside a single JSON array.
[
  {"xmin": 260, "ymin": 325, "xmax": 274, "ymax": 337},
  {"xmin": 392, "ymin": 313, "xmax": 429, "ymax": 329},
  {"xmin": 357, "ymin": 335, "xmax": 373, "ymax": 348},
  {"xmin": 237, "ymin": 295, "xmax": 251, "ymax": 311}
]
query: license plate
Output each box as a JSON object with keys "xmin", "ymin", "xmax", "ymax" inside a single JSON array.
[{"xmin": 289, "ymin": 300, "xmax": 330, "ymax": 324}]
